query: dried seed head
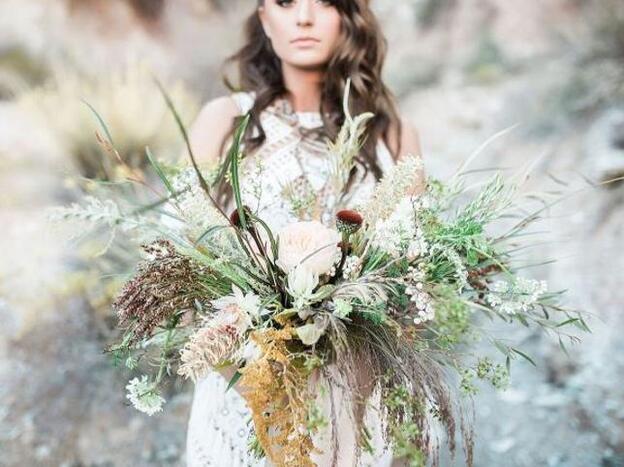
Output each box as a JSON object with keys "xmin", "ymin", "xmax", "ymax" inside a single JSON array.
[{"xmin": 113, "ymin": 239, "xmax": 212, "ymax": 345}]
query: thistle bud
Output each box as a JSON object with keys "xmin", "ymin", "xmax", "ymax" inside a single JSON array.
[
  {"xmin": 336, "ymin": 209, "xmax": 364, "ymax": 235},
  {"xmin": 229, "ymin": 206, "xmax": 252, "ymax": 228}
]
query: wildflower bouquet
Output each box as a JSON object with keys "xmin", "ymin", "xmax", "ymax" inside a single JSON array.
[{"xmin": 53, "ymin": 82, "xmax": 585, "ymax": 467}]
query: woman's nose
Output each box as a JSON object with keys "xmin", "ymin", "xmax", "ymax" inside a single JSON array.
[{"xmin": 297, "ymin": 0, "xmax": 314, "ymax": 26}]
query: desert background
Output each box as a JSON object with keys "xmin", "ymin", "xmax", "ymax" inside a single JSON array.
[{"xmin": 1, "ymin": 0, "xmax": 623, "ymax": 466}]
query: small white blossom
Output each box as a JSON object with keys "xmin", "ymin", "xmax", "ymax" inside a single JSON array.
[
  {"xmin": 370, "ymin": 196, "xmax": 428, "ymax": 259},
  {"xmin": 486, "ymin": 277, "xmax": 548, "ymax": 315},
  {"xmin": 342, "ymin": 255, "xmax": 363, "ymax": 280},
  {"xmin": 287, "ymin": 265, "xmax": 319, "ymax": 310},
  {"xmin": 211, "ymin": 284, "xmax": 266, "ymax": 326},
  {"xmin": 242, "ymin": 340, "xmax": 263, "ymax": 362},
  {"xmin": 332, "ymin": 298, "xmax": 353, "ymax": 319},
  {"xmin": 405, "ymin": 266, "xmax": 435, "ymax": 324},
  {"xmin": 413, "ymin": 304, "xmax": 436, "ymax": 325},
  {"xmin": 126, "ymin": 375, "xmax": 165, "ymax": 416}
]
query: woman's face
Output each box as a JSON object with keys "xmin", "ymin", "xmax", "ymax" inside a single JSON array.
[{"xmin": 258, "ymin": 0, "xmax": 342, "ymax": 70}]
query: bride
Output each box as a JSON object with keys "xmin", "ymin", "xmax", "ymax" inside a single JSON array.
[{"xmin": 184, "ymin": 0, "xmax": 424, "ymax": 465}]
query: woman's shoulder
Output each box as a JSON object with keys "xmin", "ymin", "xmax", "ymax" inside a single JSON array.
[
  {"xmin": 189, "ymin": 92, "xmax": 255, "ymax": 139},
  {"xmin": 196, "ymin": 91, "xmax": 256, "ymax": 117},
  {"xmin": 186, "ymin": 93, "xmax": 253, "ymax": 164},
  {"xmin": 195, "ymin": 94, "xmax": 245, "ymax": 122},
  {"xmin": 198, "ymin": 89, "xmax": 257, "ymax": 117}
]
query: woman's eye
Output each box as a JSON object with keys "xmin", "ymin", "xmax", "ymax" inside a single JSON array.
[{"xmin": 275, "ymin": 0, "xmax": 334, "ymax": 6}]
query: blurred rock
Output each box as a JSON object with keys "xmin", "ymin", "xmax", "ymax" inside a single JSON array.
[
  {"xmin": 583, "ymin": 108, "xmax": 624, "ymax": 183},
  {"xmin": 0, "ymin": 297, "xmax": 191, "ymax": 466}
]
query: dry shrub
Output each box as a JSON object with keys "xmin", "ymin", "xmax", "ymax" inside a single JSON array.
[{"xmin": 18, "ymin": 61, "xmax": 199, "ymax": 180}]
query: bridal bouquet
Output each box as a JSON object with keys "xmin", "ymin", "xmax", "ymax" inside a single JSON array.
[{"xmin": 53, "ymin": 82, "xmax": 585, "ymax": 466}]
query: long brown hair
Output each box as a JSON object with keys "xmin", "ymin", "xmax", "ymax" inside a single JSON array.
[{"xmin": 218, "ymin": 0, "xmax": 403, "ymax": 203}]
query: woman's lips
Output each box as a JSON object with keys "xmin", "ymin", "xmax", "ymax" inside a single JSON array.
[{"xmin": 291, "ymin": 38, "xmax": 320, "ymax": 46}]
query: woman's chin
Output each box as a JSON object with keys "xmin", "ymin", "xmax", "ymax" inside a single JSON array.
[{"xmin": 284, "ymin": 56, "xmax": 329, "ymax": 71}]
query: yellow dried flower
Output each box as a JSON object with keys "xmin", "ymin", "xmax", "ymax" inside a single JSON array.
[{"xmin": 240, "ymin": 328, "xmax": 316, "ymax": 467}]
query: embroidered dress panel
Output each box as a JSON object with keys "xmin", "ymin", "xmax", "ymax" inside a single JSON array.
[{"xmin": 186, "ymin": 91, "xmax": 398, "ymax": 467}]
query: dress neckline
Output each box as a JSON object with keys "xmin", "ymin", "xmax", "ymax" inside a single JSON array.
[{"xmin": 271, "ymin": 95, "xmax": 325, "ymax": 130}]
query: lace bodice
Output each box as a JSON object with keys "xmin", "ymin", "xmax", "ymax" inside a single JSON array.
[
  {"xmin": 234, "ymin": 90, "xmax": 395, "ymax": 232},
  {"xmin": 185, "ymin": 91, "xmax": 397, "ymax": 467}
]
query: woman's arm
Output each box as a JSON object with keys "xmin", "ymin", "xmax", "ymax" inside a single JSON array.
[
  {"xmin": 183, "ymin": 95, "xmax": 242, "ymax": 165},
  {"xmin": 388, "ymin": 116, "xmax": 426, "ymax": 195},
  {"xmin": 398, "ymin": 117, "xmax": 423, "ymax": 160}
]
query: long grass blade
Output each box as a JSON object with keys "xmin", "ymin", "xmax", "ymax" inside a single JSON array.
[
  {"xmin": 145, "ymin": 146, "xmax": 175, "ymax": 195},
  {"xmin": 82, "ymin": 99, "xmax": 115, "ymax": 146},
  {"xmin": 451, "ymin": 124, "xmax": 520, "ymax": 181},
  {"xmin": 228, "ymin": 115, "xmax": 251, "ymax": 229}
]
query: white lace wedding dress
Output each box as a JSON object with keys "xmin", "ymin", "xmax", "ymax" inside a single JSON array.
[{"xmin": 185, "ymin": 91, "xmax": 397, "ymax": 467}]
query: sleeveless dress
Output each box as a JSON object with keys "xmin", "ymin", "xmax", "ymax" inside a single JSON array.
[{"xmin": 185, "ymin": 91, "xmax": 397, "ymax": 467}]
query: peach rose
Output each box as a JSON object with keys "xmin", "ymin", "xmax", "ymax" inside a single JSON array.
[{"xmin": 276, "ymin": 221, "xmax": 341, "ymax": 276}]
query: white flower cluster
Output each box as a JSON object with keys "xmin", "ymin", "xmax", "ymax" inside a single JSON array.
[
  {"xmin": 486, "ymin": 277, "xmax": 548, "ymax": 315},
  {"xmin": 170, "ymin": 169, "xmax": 226, "ymax": 236},
  {"xmin": 371, "ymin": 196, "xmax": 429, "ymax": 259},
  {"xmin": 342, "ymin": 255, "xmax": 363, "ymax": 280},
  {"xmin": 125, "ymin": 375, "xmax": 165, "ymax": 416},
  {"xmin": 364, "ymin": 156, "xmax": 425, "ymax": 224},
  {"xmin": 405, "ymin": 266, "xmax": 435, "ymax": 324}
]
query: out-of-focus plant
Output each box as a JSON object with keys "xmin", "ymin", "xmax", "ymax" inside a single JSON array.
[
  {"xmin": 531, "ymin": 0, "xmax": 624, "ymax": 136},
  {"xmin": 0, "ymin": 47, "xmax": 48, "ymax": 99},
  {"xmin": 591, "ymin": 0, "xmax": 624, "ymax": 61},
  {"xmin": 464, "ymin": 33, "xmax": 509, "ymax": 84},
  {"xmin": 65, "ymin": 0, "xmax": 233, "ymax": 21},
  {"xmin": 565, "ymin": 0, "xmax": 624, "ymax": 112},
  {"xmin": 31, "ymin": 62, "xmax": 199, "ymax": 333},
  {"xmin": 67, "ymin": 0, "xmax": 165, "ymax": 23},
  {"xmin": 51, "ymin": 239, "xmax": 141, "ymax": 335},
  {"xmin": 416, "ymin": 0, "xmax": 456, "ymax": 28},
  {"xmin": 19, "ymin": 61, "xmax": 199, "ymax": 180}
]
